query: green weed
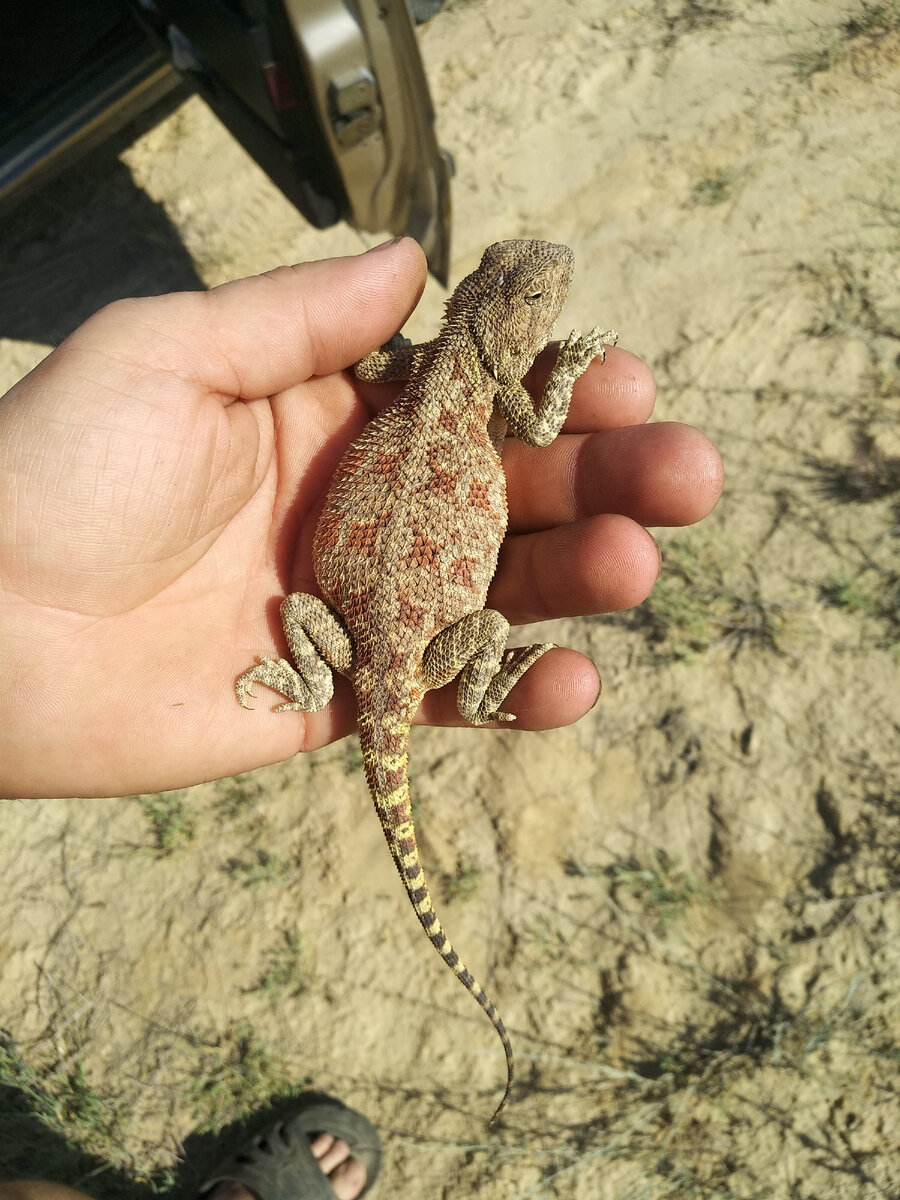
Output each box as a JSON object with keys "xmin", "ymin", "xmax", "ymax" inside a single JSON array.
[
  {"xmin": 246, "ymin": 931, "xmax": 306, "ymax": 1001},
  {"xmin": 821, "ymin": 570, "xmax": 900, "ymax": 649},
  {"xmin": 843, "ymin": 1, "xmax": 900, "ymax": 39},
  {"xmin": 137, "ymin": 793, "xmax": 195, "ymax": 855},
  {"xmin": 822, "ymin": 574, "xmax": 885, "ymax": 618},
  {"xmin": 657, "ymin": 0, "xmax": 734, "ymax": 47},
  {"xmin": 690, "ymin": 169, "xmax": 735, "ymax": 206},
  {"xmin": 800, "ymin": 253, "xmax": 900, "ymax": 348},
  {"xmin": 809, "ymin": 427, "xmax": 900, "ymax": 504},
  {"xmin": 789, "ymin": 33, "xmax": 844, "ymax": 77},
  {"xmin": 608, "ymin": 854, "xmax": 719, "ymax": 932},
  {"xmin": 215, "ymin": 772, "xmax": 266, "ymax": 821},
  {"xmin": 636, "ymin": 537, "xmax": 784, "ymax": 660},
  {"xmin": 225, "ymin": 849, "xmax": 293, "ymax": 887},
  {"xmin": 445, "ymin": 864, "xmax": 484, "ymax": 902},
  {"xmin": 184, "ymin": 1022, "xmax": 302, "ymax": 1132},
  {"xmin": 0, "ymin": 1032, "xmax": 128, "ymax": 1168}
]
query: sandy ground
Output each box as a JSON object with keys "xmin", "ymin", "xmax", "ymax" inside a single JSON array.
[{"xmin": 1, "ymin": 1, "xmax": 898, "ymax": 1197}]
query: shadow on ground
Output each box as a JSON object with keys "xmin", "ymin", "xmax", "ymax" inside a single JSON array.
[
  {"xmin": 0, "ymin": 97, "xmax": 204, "ymax": 349},
  {"xmin": 0, "ymin": 1076, "xmax": 309, "ymax": 1200}
]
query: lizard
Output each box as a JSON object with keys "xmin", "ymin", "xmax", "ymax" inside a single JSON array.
[{"xmin": 236, "ymin": 239, "xmax": 617, "ymax": 1121}]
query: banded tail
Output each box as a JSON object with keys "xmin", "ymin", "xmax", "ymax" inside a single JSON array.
[{"xmin": 358, "ymin": 708, "xmax": 514, "ymax": 1121}]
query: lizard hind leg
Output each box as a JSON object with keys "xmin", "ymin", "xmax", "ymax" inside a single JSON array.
[
  {"xmin": 422, "ymin": 609, "xmax": 554, "ymax": 726},
  {"xmin": 236, "ymin": 592, "xmax": 353, "ymax": 712}
]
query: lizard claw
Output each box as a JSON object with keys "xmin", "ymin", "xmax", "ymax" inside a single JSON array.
[
  {"xmin": 558, "ymin": 327, "xmax": 618, "ymax": 375},
  {"xmin": 236, "ymin": 656, "xmax": 315, "ymax": 712}
]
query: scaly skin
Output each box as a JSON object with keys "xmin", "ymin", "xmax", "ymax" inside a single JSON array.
[{"xmin": 237, "ymin": 240, "xmax": 617, "ymax": 1120}]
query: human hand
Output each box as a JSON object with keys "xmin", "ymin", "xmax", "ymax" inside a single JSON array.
[{"xmin": 0, "ymin": 239, "xmax": 722, "ymax": 798}]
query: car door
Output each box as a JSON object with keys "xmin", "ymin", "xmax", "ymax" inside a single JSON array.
[{"xmin": 136, "ymin": 0, "xmax": 452, "ymax": 281}]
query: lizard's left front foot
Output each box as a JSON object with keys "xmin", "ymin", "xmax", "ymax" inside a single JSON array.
[
  {"xmin": 557, "ymin": 327, "xmax": 619, "ymax": 377},
  {"xmin": 422, "ymin": 609, "xmax": 554, "ymax": 725},
  {"xmin": 354, "ymin": 333, "xmax": 416, "ymax": 382}
]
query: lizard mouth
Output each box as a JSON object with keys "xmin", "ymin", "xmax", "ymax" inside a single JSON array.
[{"xmin": 474, "ymin": 332, "xmax": 543, "ymax": 388}]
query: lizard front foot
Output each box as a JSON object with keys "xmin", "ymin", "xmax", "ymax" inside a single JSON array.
[{"xmin": 557, "ymin": 327, "xmax": 618, "ymax": 376}]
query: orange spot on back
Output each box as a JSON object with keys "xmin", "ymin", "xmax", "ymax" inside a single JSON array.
[
  {"xmin": 449, "ymin": 555, "xmax": 479, "ymax": 590},
  {"xmin": 467, "ymin": 478, "xmax": 495, "ymax": 511}
]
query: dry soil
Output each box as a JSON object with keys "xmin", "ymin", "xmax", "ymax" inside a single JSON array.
[{"xmin": 1, "ymin": 2, "xmax": 898, "ymax": 1198}]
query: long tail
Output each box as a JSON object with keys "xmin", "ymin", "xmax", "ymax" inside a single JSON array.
[{"xmin": 359, "ymin": 708, "xmax": 514, "ymax": 1122}]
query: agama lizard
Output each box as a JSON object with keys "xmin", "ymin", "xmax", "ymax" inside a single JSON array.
[{"xmin": 236, "ymin": 239, "xmax": 617, "ymax": 1120}]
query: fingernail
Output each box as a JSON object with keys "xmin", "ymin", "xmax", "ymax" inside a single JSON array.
[{"xmin": 367, "ymin": 236, "xmax": 404, "ymax": 253}]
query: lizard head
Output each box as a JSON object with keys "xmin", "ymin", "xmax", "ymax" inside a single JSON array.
[{"xmin": 448, "ymin": 240, "xmax": 575, "ymax": 383}]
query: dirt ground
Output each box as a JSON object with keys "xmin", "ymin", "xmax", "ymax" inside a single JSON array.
[{"xmin": 1, "ymin": 2, "xmax": 898, "ymax": 1197}]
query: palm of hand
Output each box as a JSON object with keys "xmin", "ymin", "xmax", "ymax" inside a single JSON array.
[
  {"xmin": 0, "ymin": 262, "xmax": 410, "ymax": 795},
  {"xmin": 0, "ymin": 245, "xmax": 722, "ymax": 798}
]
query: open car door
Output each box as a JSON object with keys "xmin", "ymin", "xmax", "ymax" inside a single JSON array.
[{"xmin": 136, "ymin": 0, "xmax": 452, "ymax": 281}]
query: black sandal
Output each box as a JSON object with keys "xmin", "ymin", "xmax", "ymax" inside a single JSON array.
[{"xmin": 200, "ymin": 1092, "xmax": 383, "ymax": 1200}]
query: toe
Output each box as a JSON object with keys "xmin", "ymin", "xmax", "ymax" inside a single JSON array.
[
  {"xmin": 317, "ymin": 1137, "xmax": 351, "ymax": 1175},
  {"xmin": 309, "ymin": 1133, "xmax": 336, "ymax": 1160},
  {"xmin": 330, "ymin": 1159, "xmax": 367, "ymax": 1200},
  {"xmin": 309, "ymin": 1133, "xmax": 366, "ymax": 1200}
]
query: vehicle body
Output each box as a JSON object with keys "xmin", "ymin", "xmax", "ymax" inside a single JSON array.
[{"xmin": 1, "ymin": 0, "xmax": 451, "ymax": 281}]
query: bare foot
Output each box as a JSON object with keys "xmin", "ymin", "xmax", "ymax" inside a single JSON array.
[
  {"xmin": 207, "ymin": 1134, "xmax": 367, "ymax": 1200},
  {"xmin": 308, "ymin": 1134, "xmax": 367, "ymax": 1199}
]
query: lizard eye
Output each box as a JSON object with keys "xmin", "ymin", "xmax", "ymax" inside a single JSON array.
[{"xmin": 524, "ymin": 290, "xmax": 543, "ymax": 305}]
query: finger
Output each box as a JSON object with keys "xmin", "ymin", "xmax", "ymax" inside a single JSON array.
[
  {"xmin": 505, "ymin": 422, "xmax": 724, "ymax": 532},
  {"xmin": 78, "ymin": 238, "xmax": 428, "ymax": 399},
  {"xmin": 416, "ymin": 646, "xmax": 600, "ymax": 731},
  {"xmin": 213, "ymin": 239, "xmax": 428, "ymax": 394},
  {"xmin": 523, "ymin": 344, "xmax": 656, "ymax": 430},
  {"xmin": 490, "ymin": 513, "xmax": 662, "ymax": 624}
]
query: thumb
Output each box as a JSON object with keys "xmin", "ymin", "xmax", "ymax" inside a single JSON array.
[{"xmin": 75, "ymin": 237, "xmax": 429, "ymax": 401}]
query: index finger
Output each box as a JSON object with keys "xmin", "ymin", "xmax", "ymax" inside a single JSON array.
[{"xmin": 523, "ymin": 343, "xmax": 657, "ymax": 431}]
